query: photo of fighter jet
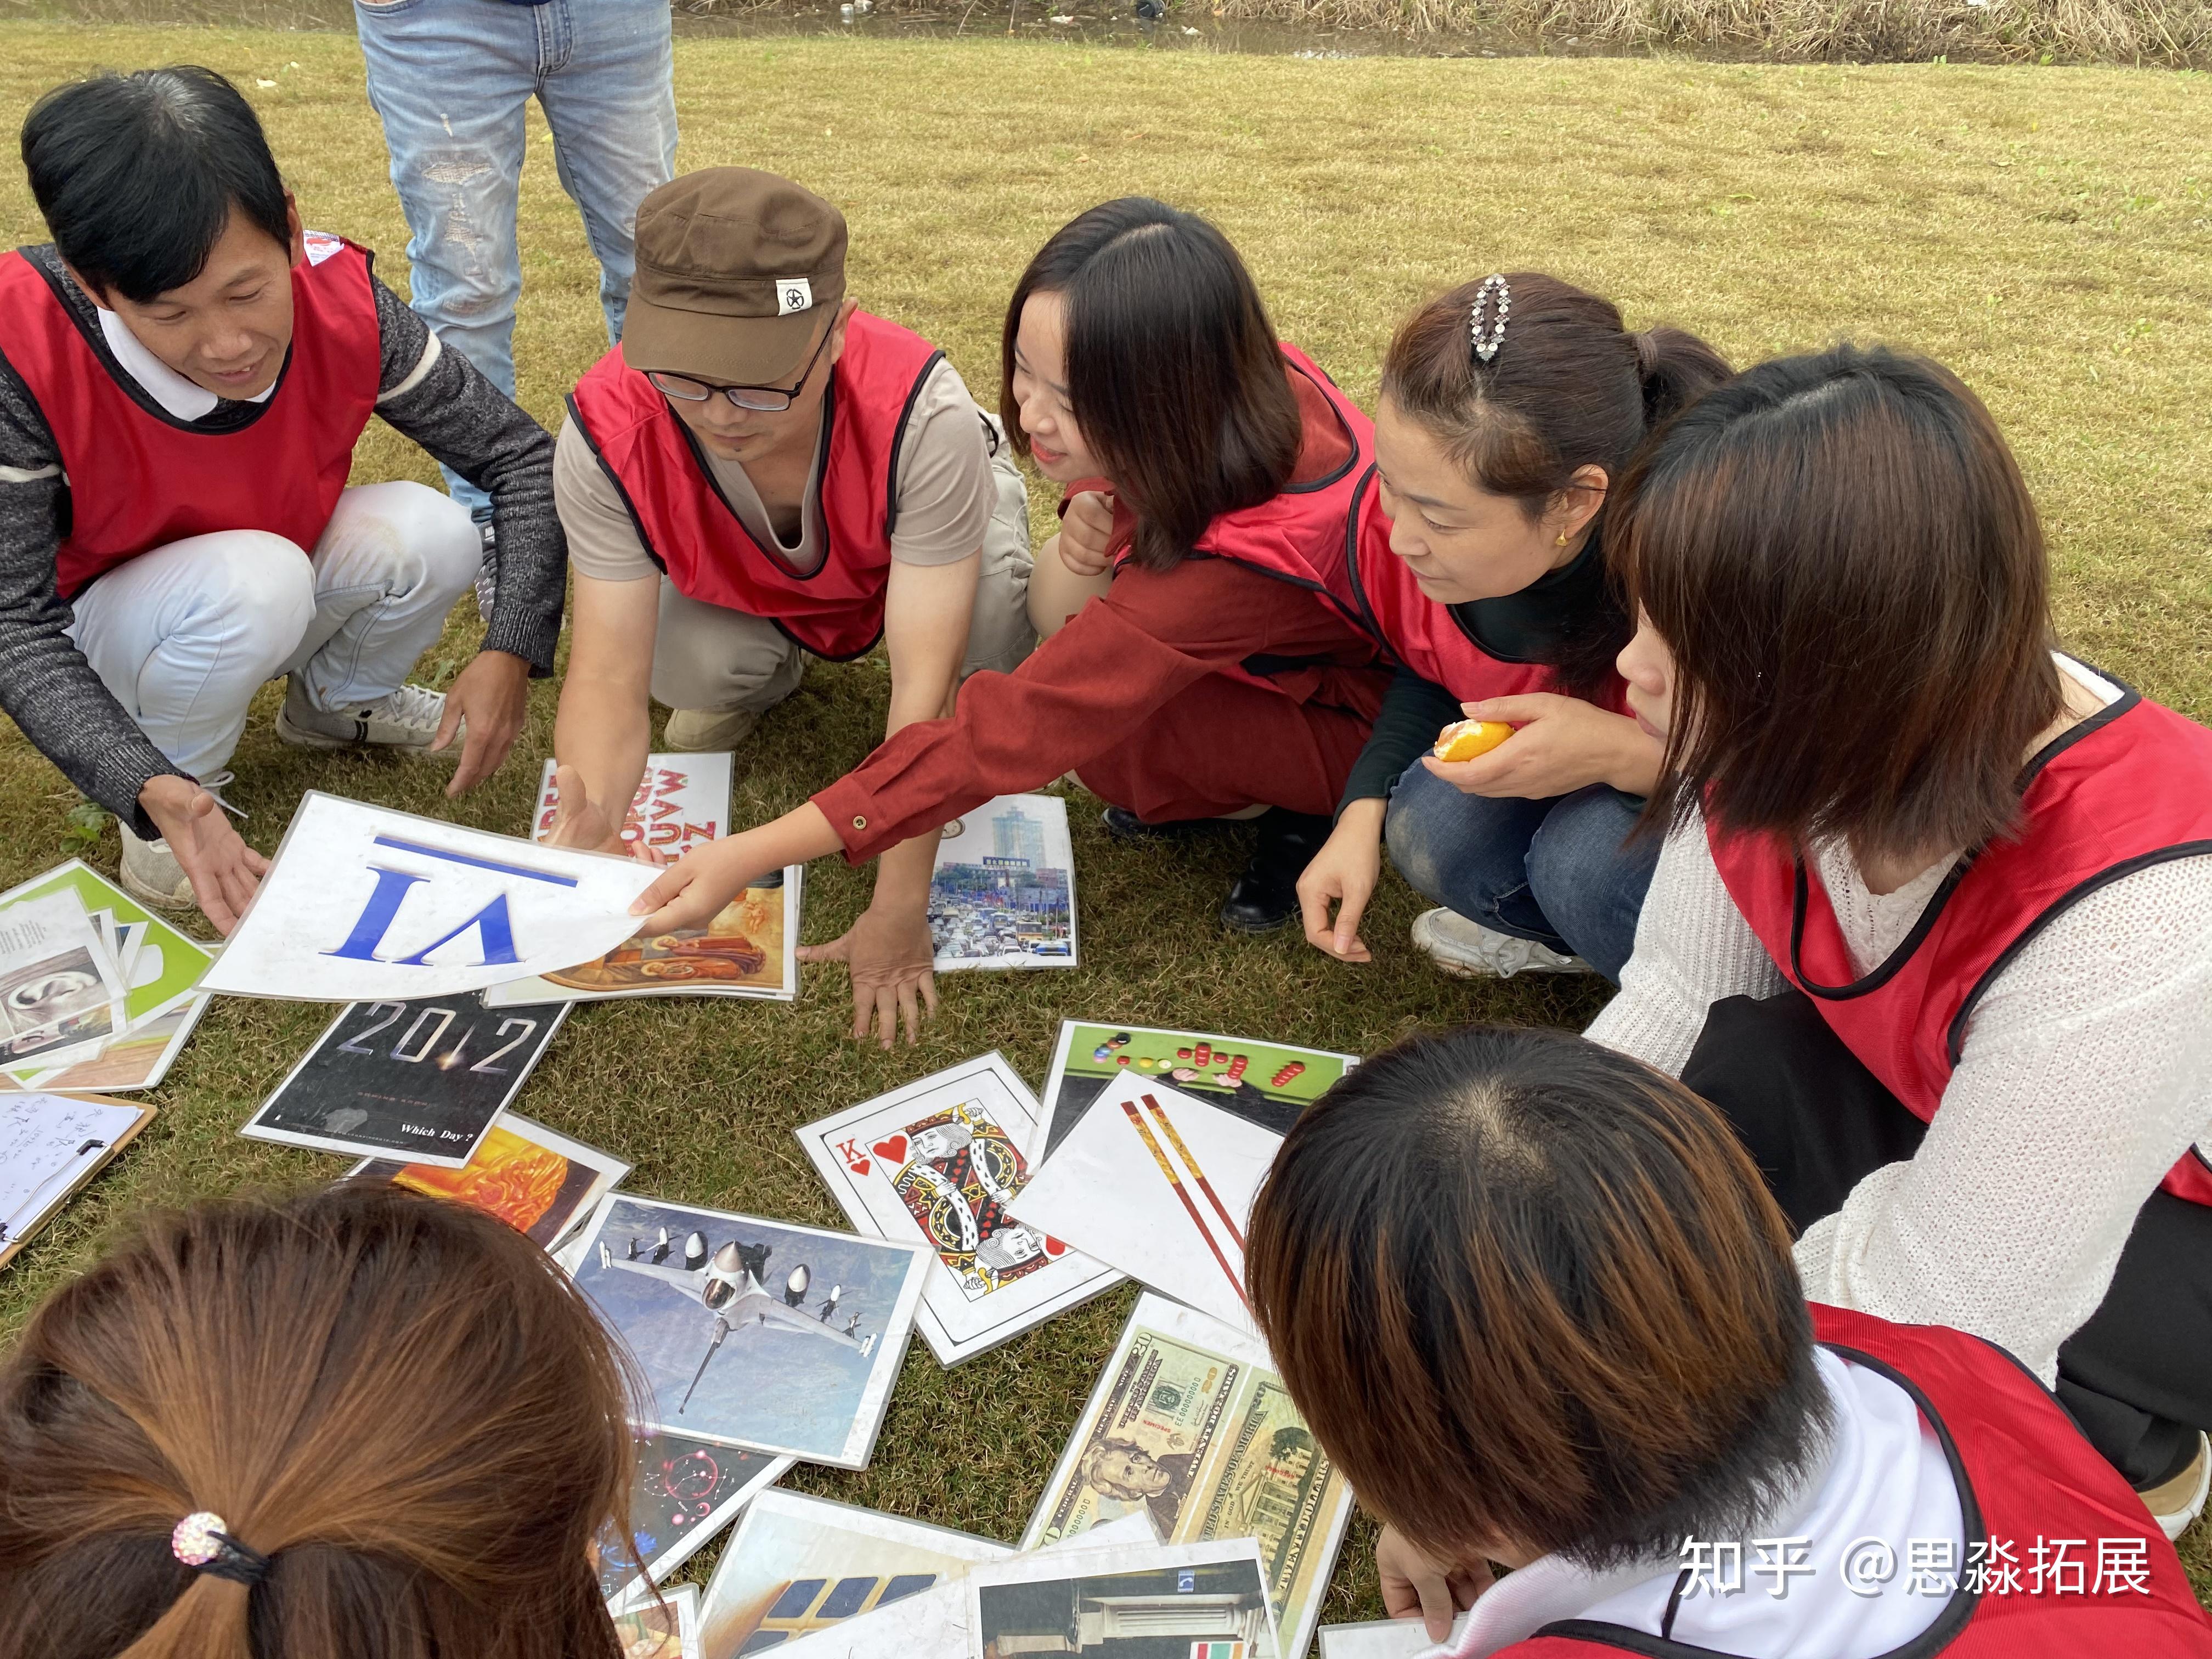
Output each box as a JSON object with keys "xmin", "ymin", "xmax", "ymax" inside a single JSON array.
[
  {"xmin": 568, "ymin": 1194, "xmax": 932, "ymax": 1468},
  {"xmin": 598, "ymin": 1226, "xmax": 878, "ymax": 1412}
]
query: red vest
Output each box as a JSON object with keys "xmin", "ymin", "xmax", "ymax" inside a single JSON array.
[
  {"xmin": 0, "ymin": 235, "xmax": 382, "ymax": 600},
  {"xmin": 1708, "ymin": 682, "xmax": 2212, "ymax": 1205},
  {"xmin": 1095, "ymin": 343, "xmax": 1375, "ymax": 695},
  {"xmin": 1505, "ymin": 1303, "xmax": 2212, "ymax": 1657},
  {"xmin": 1342, "ymin": 466, "xmax": 1629, "ymax": 711},
  {"xmin": 566, "ymin": 311, "xmax": 945, "ymax": 662}
]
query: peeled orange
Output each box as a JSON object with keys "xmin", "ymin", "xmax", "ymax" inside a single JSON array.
[{"xmin": 1432, "ymin": 718, "xmax": 1514, "ymax": 762}]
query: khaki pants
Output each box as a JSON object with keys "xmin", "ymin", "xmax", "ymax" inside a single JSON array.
[{"xmin": 650, "ymin": 425, "xmax": 1036, "ymax": 714}]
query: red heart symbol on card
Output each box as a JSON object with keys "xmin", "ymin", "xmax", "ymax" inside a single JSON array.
[
  {"xmin": 1043, "ymin": 1236, "xmax": 1067, "ymax": 1257},
  {"xmin": 847, "ymin": 1158, "xmax": 872, "ymax": 1178},
  {"xmin": 871, "ymin": 1135, "xmax": 909, "ymax": 1166}
]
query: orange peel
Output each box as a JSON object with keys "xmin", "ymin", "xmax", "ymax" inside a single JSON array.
[{"xmin": 1432, "ymin": 718, "xmax": 1514, "ymax": 763}]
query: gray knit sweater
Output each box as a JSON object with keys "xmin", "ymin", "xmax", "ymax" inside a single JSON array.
[{"xmin": 0, "ymin": 243, "xmax": 566, "ymax": 837}]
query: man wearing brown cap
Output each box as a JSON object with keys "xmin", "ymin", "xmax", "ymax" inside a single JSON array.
[{"xmin": 545, "ymin": 167, "xmax": 1032, "ymax": 1044}]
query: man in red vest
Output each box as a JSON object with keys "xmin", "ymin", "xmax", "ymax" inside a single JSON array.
[
  {"xmin": 0, "ymin": 68, "xmax": 569, "ymax": 931},
  {"xmin": 547, "ymin": 168, "xmax": 1034, "ymax": 1046}
]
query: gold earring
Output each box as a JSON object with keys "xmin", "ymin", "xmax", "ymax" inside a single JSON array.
[{"xmin": 1555, "ymin": 532, "xmax": 1570, "ymax": 547}]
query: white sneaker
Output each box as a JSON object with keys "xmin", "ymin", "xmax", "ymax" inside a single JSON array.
[
  {"xmin": 2144, "ymin": 1431, "xmax": 2210, "ymax": 1541},
  {"xmin": 277, "ymin": 676, "xmax": 449, "ymax": 757},
  {"xmin": 663, "ymin": 707, "xmax": 760, "ymax": 752},
  {"xmin": 1410, "ymin": 907, "xmax": 1594, "ymax": 978},
  {"xmin": 119, "ymin": 820, "xmax": 195, "ymax": 911}
]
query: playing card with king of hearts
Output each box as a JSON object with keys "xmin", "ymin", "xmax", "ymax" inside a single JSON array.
[{"xmin": 798, "ymin": 1053, "xmax": 1123, "ymax": 1366}]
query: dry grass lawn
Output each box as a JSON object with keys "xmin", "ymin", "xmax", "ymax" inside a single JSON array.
[{"xmin": 0, "ymin": 21, "xmax": 2207, "ymax": 1622}]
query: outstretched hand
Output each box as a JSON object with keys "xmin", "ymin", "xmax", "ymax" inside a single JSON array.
[
  {"xmin": 543, "ymin": 763, "xmax": 626, "ymax": 854},
  {"xmin": 435, "ymin": 649, "xmax": 531, "ymax": 798},
  {"xmin": 137, "ymin": 775, "xmax": 267, "ymax": 936},
  {"xmin": 1296, "ymin": 799, "xmax": 1386, "ymax": 963},
  {"xmin": 798, "ymin": 905, "xmax": 940, "ymax": 1048},
  {"xmin": 629, "ymin": 837, "xmax": 764, "ymax": 935}
]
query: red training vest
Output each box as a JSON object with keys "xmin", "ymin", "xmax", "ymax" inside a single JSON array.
[
  {"xmin": 1708, "ymin": 678, "xmax": 2212, "ymax": 1205},
  {"xmin": 1097, "ymin": 342, "xmax": 1376, "ymax": 695},
  {"xmin": 1342, "ymin": 465, "xmax": 1629, "ymax": 711},
  {"xmin": 566, "ymin": 311, "xmax": 946, "ymax": 662},
  {"xmin": 1503, "ymin": 1303, "xmax": 2212, "ymax": 1657},
  {"xmin": 0, "ymin": 234, "xmax": 382, "ymax": 600}
]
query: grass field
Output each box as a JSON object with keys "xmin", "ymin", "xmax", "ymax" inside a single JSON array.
[{"xmin": 1, "ymin": 23, "xmax": 2208, "ymax": 1624}]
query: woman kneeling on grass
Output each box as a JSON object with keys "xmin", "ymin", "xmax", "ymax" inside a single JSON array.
[
  {"xmin": 1246, "ymin": 1024, "xmax": 2212, "ymax": 1656},
  {"xmin": 1592, "ymin": 343, "xmax": 2212, "ymax": 1536},
  {"xmin": 1295, "ymin": 274, "xmax": 1729, "ymax": 984},
  {"xmin": 0, "ymin": 1185, "xmax": 636, "ymax": 1658},
  {"xmin": 627, "ymin": 198, "xmax": 1390, "ymax": 1009}
]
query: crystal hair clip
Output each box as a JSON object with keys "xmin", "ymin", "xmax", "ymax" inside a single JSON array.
[
  {"xmin": 1470, "ymin": 274, "xmax": 1510, "ymax": 364},
  {"xmin": 171, "ymin": 1511, "xmax": 272, "ymax": 1587}
]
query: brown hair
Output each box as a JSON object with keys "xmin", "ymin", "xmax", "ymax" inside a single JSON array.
[
  {"xmin": 0, "ymin": 1184, "xmax": 635, "ymax": 1659},
  {"xmin": 1000, "ymin": 197, "xmax": 1300, "ymax": 573},
  {"xmin": 1245, "ymin": 1025, "xmax": 1828, "ymax": 1570},
  {"xmin": 1381, "ymin": 275, "xmax": 1731, "ymax": 698},
  {"xmin": 1612, "ymin": 344, "xmax": 2063, "ymax": 863}
]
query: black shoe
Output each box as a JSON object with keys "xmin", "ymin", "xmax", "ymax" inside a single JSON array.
[
  {"xmin": 1102, "ymin": 805, "xmax": 1238, "ymax": 842},
  {"xmin": 1220, "ymin": 809, "xmax": 1333, "ymax": 934}
]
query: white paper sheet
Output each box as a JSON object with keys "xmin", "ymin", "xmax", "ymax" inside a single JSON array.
[
  {"xmin": 1316, "ymin": 1615, "xmax": 1467, "ymax": 1658},
  {"xmin": 0, "ymin": 1092, "xmax": 145, "ymax": 1260},
  {"xmin": 1010, "ymin": 1075, "xmax": 1279, "ymax": 1342},
  {"xmin": 201, "ymin": 793, "xmax": 660, "ymax": 1002},
  {"xmin": 797, "ymin": 1053, "xmax": 1122, "ymax": 1365}
]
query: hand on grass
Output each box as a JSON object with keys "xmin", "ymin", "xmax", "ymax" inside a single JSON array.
[
  {"xmin": 1058, "ymin": 489, "xmax": 1117, "ymax": 577},
  {"xmin": 1423, "ymin": 694, "xmax": 1660, "ymax": 802},
  {"xmin": 798, "ymin": 903, "xmax": 940, "ymax": 1048},
  {"xmin": 1295, "ymin": 798, "xmax": 1385, "ymax": 963},
  {"xmin": 138, "ymin": 775, "xmax": 266, "ymax": 936},
  {"xmin": 436, "ymin": 648, "xmax": 531, "ymax": 798},
  {"xmin": 1376, "ymin": 1524, "xmax": 1488, "ymax": 1644}
]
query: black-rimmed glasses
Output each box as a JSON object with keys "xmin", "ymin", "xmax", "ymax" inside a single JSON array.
[{"xmin": 647, "ymin": 323, "xmax": 835, "ymax": 413}]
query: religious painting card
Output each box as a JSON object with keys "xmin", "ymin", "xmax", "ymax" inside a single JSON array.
[
  {"xmin": 1032, "ymin": 1020, "xmax": 1356, "ymax": 1163},
  {"xmin": 486, "ymin": 757, "xmax": 799, "ymax": 1008},
  {"xmin": 697, "ymin": 1488, "xmax": 1011, "ymax": 1659},
  {"xmin": 1012, "ymin": 1075, "xmax": 1279, "ymax": 1341},
  {"xmin": 968, "ymin": 1536, "xmax": 1281, "ymax": 1659},
  {"xmin": 927, "ymin": 794, "xmax": 1077, "ymax": 972},
  {"xmin": 348, "ymin": 1110, "xmax": 628, "ymax": 1249},
  {"xmin": 242, "ymin": 996, "xmax": 568, "ymax": 1166},
  {"xmin": 612, "ymin": 1582, "xmax": 702, "ymax": 1659},
  {"xmin": 0, "ymin": 1091, "xmax": 154, "ymax": 1270},
  {"xmin": 601, "ymin": 1430, "xmax": 791, "ymax": 1610},
  {"xmin": 566, "ymin": 1194, "xmax": 930, "ymax": 1469},
  {"xmin": 202, "ymin": 793, "xmax": 659, "ymax": 1003},
  {"xmin": 1024, "ymin": 1294, "xmax": 1355, "ymax": 1659},
  {"xmin": 797, "ymin": 1053, "xmax": 1122, "ymax": 1366}
]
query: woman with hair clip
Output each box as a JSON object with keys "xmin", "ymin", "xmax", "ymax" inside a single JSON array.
[
  {"xmin": 0, "ymin": 1184, "xmax": 637, "ymax": 1658},
  {"xmin": 627, "ymin": 198, "xmax": 1387, "ymax": 1000},
  {"xmin": 1246, "ymin": 1024, "xmax": 2212, "ymax": 1656},
  {"xmin": 1592, "ymin": 344, "xmax": 2212, "ymax": 1538},
  {"xmin": 1294, "ymin": 274, "xmax": 1730, "ymax": 983}
]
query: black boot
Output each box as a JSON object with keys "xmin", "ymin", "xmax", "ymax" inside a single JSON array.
[
  {"xmin": 1102, "ymin": 805, "xmax": 1238, "ymax": 842},
  {"xmin": 1220, "ymin": 809, "xmax": 1332, "ymax": 934}
]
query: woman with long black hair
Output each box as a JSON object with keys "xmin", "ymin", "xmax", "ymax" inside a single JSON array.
[{"xmin": 628, "ymin": 198, "xmax": 1389, "ymax": 1041}]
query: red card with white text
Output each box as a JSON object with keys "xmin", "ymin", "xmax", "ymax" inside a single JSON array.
[{"xmin": 798, "ymin": 1053, "xmax": 1122, "ymax": 1365}]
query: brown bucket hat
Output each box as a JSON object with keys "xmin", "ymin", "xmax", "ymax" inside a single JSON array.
[{"xmin": 619, "ymin": 167, "xmax": 848, "ymax": 386}]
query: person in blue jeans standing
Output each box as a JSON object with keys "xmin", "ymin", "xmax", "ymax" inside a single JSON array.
[
  {"xmin": 353, "ymin": 0, "xmax": 677, "ymax": 558},
  {"xmin": 1295, "ymin": 273, "xmax": 1732, "ymax": 983}
]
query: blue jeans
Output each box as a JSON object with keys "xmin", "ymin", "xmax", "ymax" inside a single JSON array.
[
  {"xmin": 1383, "ymin": 761, "xmax": 1660, "ymax": 983},
  {"xmin": 354, "ymin": 0, "xmax": 678, "ymax": 518}
]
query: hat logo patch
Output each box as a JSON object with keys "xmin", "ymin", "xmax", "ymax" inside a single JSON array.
[{"xmin": 776, "ymin": 277, "xmax": 814, "ymax": 316}]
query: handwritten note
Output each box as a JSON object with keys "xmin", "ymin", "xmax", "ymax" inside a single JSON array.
[{"xmin": 1, "ymin": 1093, "xmax": 148, "ymax": 1261}]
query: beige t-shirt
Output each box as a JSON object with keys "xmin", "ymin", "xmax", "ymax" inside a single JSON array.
[{"xmin": 557, "ymin": 357, "xmax": 997, "ymax": 580}]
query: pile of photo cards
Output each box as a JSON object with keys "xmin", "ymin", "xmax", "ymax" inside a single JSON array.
[
  {"xmin": 1032, "ymin": 1019, "xmax": 1357, "ymax": 1161},
  {"xmin": 0, "ymin": 861, "xmax": 215, "ymax": 1093},
  {"xmin": 0, "ymin": 1092, "xmax": 155, "ymax": 1270},
  {"xmin": 1023, "ymin": 1293, "xmax": 1356, "ymax": 1659},
  {"xmin": 1013, "ymin": 1074, "xmax": 1279, "ymax": 1341},
  {"xmin": 613, "ymin": 1582, "xmax": 702, "ymax": 1659},
  {"xmin": 602, "ymin": 1431, "xmax": 790, "ymax": 1610},
  {"xmin": 241, "ymin": 997, "xmax": 569, "ymax": 1167},
  {"xmin": 485, "ymin": 754, "xmax": 802, "ymax": 1008},
  {"xmin": 697, "ymin": 1489, "xmax": 1011, "ymax": 1658},
  {"xmin": 563, "ymin": 1193, "xmax": 930, "ymax": 1470},
  {"xmin": 926, "ymin": 793, "xmax": 1077, "ymax": 972},
  {"xmin": 797, "ymin": 1053, "xmax": 1122, "ymax": 1365},
  {"xmin": 349, "ymin": 1111, "xmax": 629, "ymax": 1255}
]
